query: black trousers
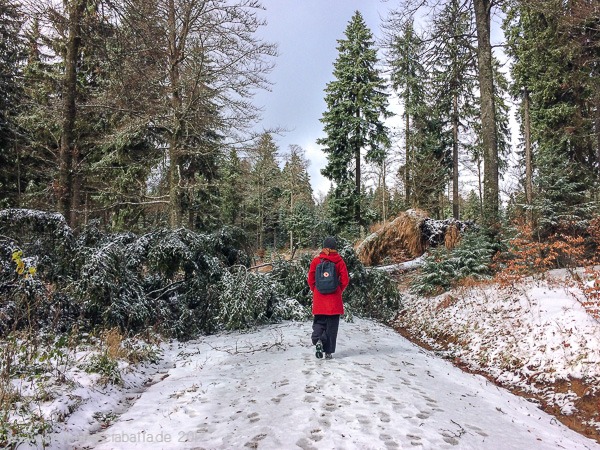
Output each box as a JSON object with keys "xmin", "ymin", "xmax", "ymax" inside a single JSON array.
[{"xmin": 311, "ymin": 314, "xmax": 340, "ymax": 354}]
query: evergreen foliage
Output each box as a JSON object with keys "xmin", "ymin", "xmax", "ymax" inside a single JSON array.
[
  {"xmin": 0, "ymin": 0, "xmax": 26, "ymax": 208},
  {"xmin": 248, "ymin": 133, "xmax": 283, "ymax": 249},
  {"xmin": 0, "ymin": 209, "xmax": 400, "ymax": 339},
  {"xmin": 503, "ymin": 0, "xmax": 599, "ymax": 230},
  {"xmin": 318, "ymin": 11, "xmax": 391, "ymax": 230},
  {"xmin": 387, "ymin": 18, "xmax": 430, "ymax": 208},
  {"xmin": 337, "ymin": 241, "xmax": 402, "ymax": 323},
  {"xmin": 410, "ymin": 231, "xmax": 496, "ymax": 295}
]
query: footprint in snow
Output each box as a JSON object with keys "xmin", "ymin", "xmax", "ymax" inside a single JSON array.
[
  {"xmin": 243, "ymin": 433, "xmax": 267, "ymax": 449},
  {"xmin": 271, "ymin": 393, "xmax": 287, "ymax": 404},
  {"xmin": 296, "ymin": 437, "xmax": 318, "ymax": 450},
  {"xmin": 309, "ymin": 428, "xmax": 324, "ymax": 442},
  {"xmin": 380, "ymin": 433, "xmax": 401, "ymax": 449},
  {"xmin": 406, "ymin": 433, "xmax": 423, "ymax": 447},
  {"xmin": 416, "ymin": 411, "xmax": 431, "ymax": 420},
  {"xmin": 466, "ymin": 424, "xmax": 489, "ymax": 437},
  {"xmin": 303, "ymin": 395, "xmax": 318, "ymax": 404},
  {"xmin": 247, "ymin": 412, "xmax": 260, "ymax": 423},
  {"xmin": 378, "ymin": 411, "xmax": 391, "ymax": 423},
  {"xmin": 323, "ymin": 400, "xmax": 337, "ymax": 412}
]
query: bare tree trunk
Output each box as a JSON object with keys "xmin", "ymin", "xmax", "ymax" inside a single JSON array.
[
  {"xmin": 167, "ymin": 0, "xmax": 182, "ymax": 228},
  {"xmin": 382, "ymin": 160, "xmax": 387, "ymax": 222},
  {"xmin": 473, "ymin": 0, "xmax": 499, "ymax": 228},
  {"xmin": 405, "ymin": 97, "xmax": 411, "ymax": 206},
  {"xmin": 477, "ymin": 155, "xmax": 483, "ymax": 219},
  {"xmin": 452, "ymin": 93, "xmax": 460, "ymax": 219},
  {"xmin": 523, "ymin": 88, "xmax": 533, "ymax": 225},
  {"xmin": 355, "ymin": 143, "xmax": 361, "ymax": 224},
  {"xmin": 58, "ymin": 0, "xmax": 86, "ymax": 228}
]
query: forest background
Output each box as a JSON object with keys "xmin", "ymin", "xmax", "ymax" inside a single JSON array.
[
  {"xmin": 0, "ymin": 0, "xmax": 599, "ymax": 245},
  {"xmin": 1, "ymin": 0, "xmax": 600, "ymax": 445}
]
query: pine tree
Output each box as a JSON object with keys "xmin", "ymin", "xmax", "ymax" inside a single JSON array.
[
  {"xmin": 281, "ymin": 145, "xmax": 314, "ymax": 250},
  {"xmin": 0, "ymin": 0, "xmax": 26, "ymax": 208},
  {"xmin": 429, "ymin": 0, "xmax": 478, "ymax": 219},
  {"xmin": 504, "ymin": 0, "xmax": 599, "ymax": 230},
  {"xmin": 386, "ymin": 17, "xmax": 427, "ymax": 208},
  {"xmin": 220, "ymin": 148, "xmax": 245, "ymax": 227},
  {"xmin": 249, "ymin": 133, "xmax": 282, "ymax": 250},
  {"xmin": 411, "ymin": 114, "xmax": 451, "ymax": 218},
  {"xmin": 318, "ymin": 11, "xmax": 391, "ymax": 231},
  {"xmin": 15, "ymin": 1, "xmax": 121, "ymax": 227}
]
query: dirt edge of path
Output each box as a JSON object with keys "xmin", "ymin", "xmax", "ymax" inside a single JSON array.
[{"xmin": 392, "ymin": 324, "xmax": 600, "ymax": 445}]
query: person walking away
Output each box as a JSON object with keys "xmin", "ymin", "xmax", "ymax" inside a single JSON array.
[{"xmin": 307, "ymin": 237, "xmax": 349, "ymax": 359}]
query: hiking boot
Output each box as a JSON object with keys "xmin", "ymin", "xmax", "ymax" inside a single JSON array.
[
  {"xmin": 325, "ymin": 353, "xmax": 333, "ymax": 360},
  {"xmin": 315, "ymin": 340, "xmax": 323, "ymax": 359}
]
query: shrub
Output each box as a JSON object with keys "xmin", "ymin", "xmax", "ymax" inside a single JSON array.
[
  {"xmin": 338, "ymin": 241, "xmax": 402, "ymax": 323},
  {"xmin": 269, "ymin": 254, "xmax": 313, "ymax": 308},
  {"xmin": 494, "ymin": 222, "xmax": 587, "ymax": 284},
  {"xmin": 84, "ymin": 352, "xmax": 122, "ymax": 386},
  {"xmin": 411, "ymin": 231, "xmax": 496, "ymax": 295},
  {"xmin": 217, "ymin": 266, "xmax": 274, "ymax": 330}
]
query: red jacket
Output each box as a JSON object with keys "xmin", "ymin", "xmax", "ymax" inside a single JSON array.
[{"xmin": 307, "ymin": 250, "xmax": 349, "ymax": 315}]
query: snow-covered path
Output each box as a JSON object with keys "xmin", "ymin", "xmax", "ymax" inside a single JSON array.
[{"xmin": 72, "ymin": 319, "xmax": 598, "ymax": 450}]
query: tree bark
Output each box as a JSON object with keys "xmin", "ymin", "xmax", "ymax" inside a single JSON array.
[
  {"xmin": 167, "ymin": 0, "xmax": 182, "ymax": 228},
  {"xmin": 473, "ymin": 0, "xmax": 499, "ymax": 228},
  {"xmin": 523, "ymin": 88, "xmax": 533, "ymax": 225},
  {"xmin": 452, "ymin": 93, "xmax": 460, "ymax": 219},
  {"xmin": 355, "ymin": 141, "xmax": 361, "ymax": 225},
  {"xmin": 58, "ymin": 0, "xmax": 86, "ymax": 228},
  {"xmin": 405, "ymin": 90, "xmax": 411, "ymax": 206}
]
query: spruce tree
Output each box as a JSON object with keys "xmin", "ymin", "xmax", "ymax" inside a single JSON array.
[
  {"xmin": 386, "ymin": 18, "xmax": 427, "ymax": 208},
  {"xmin": 0, "ymin": 0, "xmax": 25, "ymax": 208},
  {"xmin": 220, "ymin": 148, "xmax": 245, "ymax": 227},
  {"xmin": 318, "ymin": 11, "xmax": 391, "ymax": 231},
  {"xmin": 249, "ymin": 133, "xmax": 282, "ymax": 250},
  {"xmin": 429, "ymin": 0, "xmax": 478, "ymax": 219},
  {"xmin": 281, "ymin": 145, "xmax": 314, "ymax": 250},
  {"xmin": 504, "ymin": 0, "xmax": 599, "ymax": 230}
]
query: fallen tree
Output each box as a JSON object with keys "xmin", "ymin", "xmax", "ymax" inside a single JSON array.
[{"xmin": 356, "ymin": 209, "xmax": 476, "ymax": 266}]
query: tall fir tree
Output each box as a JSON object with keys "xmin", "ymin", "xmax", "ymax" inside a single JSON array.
[
  {"xmin": 281, "ymin": 145, "xmax": 314, "ymax": 250},
  {"xmin": 386, "ymin": 17, "xmax": 427, "ymax": 208},
  {"xmin": 249, "ymin": 133, "xmax": 282, "ymax": 250},
  {"xmin": 318, "ymin": 11, "xmax": 391, "ymax": 231},
  {"xmin": 0, "ymin": 0, "xmax": 26, "ymax": 207},
  {"xmin": 429, "ymin": 0, "xmax": 478, "ymax": 219},
  {"xmin": 220, "ymin": 148, "xmax": 245, "ymax": 227},
  {"xmin": 504, "ymin": 0, "xmax": 599, "ymax": 231}
]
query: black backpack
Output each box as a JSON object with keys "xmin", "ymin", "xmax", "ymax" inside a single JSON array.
[{"xmin": 315, "ymin": 258, "xmax": 339, "ymax": 294}]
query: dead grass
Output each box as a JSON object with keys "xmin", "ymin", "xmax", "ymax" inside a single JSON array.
[
  {"xmin": 103, "ymin": 328, "xmax": 125, "ymax": 360},
  {"xmin": 356, "ymin": 210, "xmax": 428, "ymax": 266}
]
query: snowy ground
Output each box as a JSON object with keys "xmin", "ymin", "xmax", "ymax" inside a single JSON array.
[
  {"xmin": 395, "ymin": 268, "xmax": 600, "ymax": 432},
  {"xmin": 51, "ymin": 318, "xmax": 600, "ymax": 450}
]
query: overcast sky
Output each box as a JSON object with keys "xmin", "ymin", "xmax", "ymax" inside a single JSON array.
[
  {"xmin": 252, "ymin": 1, "xmax": 514, "ymax": 201},
  {"xmin": 254, "ymin": 1, "xmax": 399, "ymax": 198}
]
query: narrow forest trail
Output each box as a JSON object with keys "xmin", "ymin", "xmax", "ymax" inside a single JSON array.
[{"xmin": 72, "ymin": 319, "xmax": 598, "ymax": 450}]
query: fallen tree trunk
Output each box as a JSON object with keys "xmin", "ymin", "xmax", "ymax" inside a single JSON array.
[
  {"xmin": 356, "ymin": 209, "xmax": 476, "ymax": 266},
  {"xmin": 370, "ymin": 255, "xmax": 427, "ymax": 274}
]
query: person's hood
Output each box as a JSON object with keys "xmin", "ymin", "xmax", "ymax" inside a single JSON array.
[{"xmin": 319, "ymin": 250, "xmax": 343, "ymax": 263}]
